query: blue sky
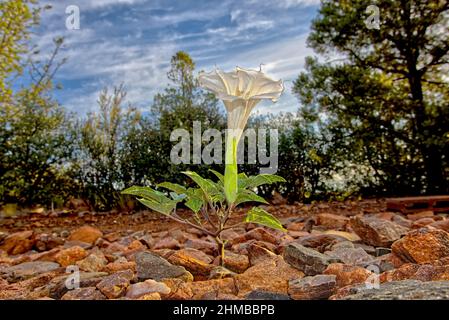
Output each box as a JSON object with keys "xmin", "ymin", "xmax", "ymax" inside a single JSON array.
[{"xmin": 36, "ymin": 0, "xmax": 321, "ymax": 115}]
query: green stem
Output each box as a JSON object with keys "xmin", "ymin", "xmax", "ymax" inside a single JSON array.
[{"xmin": 224, "ymin": 136, "xmax": 238, "ymax": 205}]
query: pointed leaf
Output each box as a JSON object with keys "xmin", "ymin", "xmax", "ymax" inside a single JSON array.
[
  {"xmin": 209, "ymin": 169, "xmax": 224, "ymax": 183},
  {"xmin": 244, "ymin": 207, "xmax": 286, "ymax": 232},
  {"xmin": 137, "ymin": 198, "xmax": 176, "ymax": 216},
  {"xmin": 122, "ymin": 186, "xmax": 167, "ymax": 203},
  {"xmin": 235, "ymin": 190, "xmax": 269, "ymax": 207},
  {"xmin": 157, "ymin": 182, "xmax": 187, "ymax": 194},
  {"xmin": 242, "ymin": 174, "xmax": 286, "ymax": 189}
]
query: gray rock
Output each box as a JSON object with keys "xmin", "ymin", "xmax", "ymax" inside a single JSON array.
[
  {"xmin": 47, "ymin": 272, "xmax": 108, "ymax": 299},
  {"xmin": 245, "ymin": 290, "xmax": 291, "ymax": 300},
  {"xmin": 283, "ymin": 242, "xmax": 341, "ymax": 275},
  {"xmin": 334, "ymin": 280, "xmax": 449, "ymax": 300},
  {"xmin": 375, "ymin": 247, "xmax": 391, "ymax": 257},
  {"xmin": 135, "ymin": 251, "xmax": 192, "ymax": 281},
  {"xmin": 1, "ymin": 261, "xmax": 60, "ymax": 282},
  {"xmin": 288, "ymin": 275, "xmax": 337, "ymax": 300},
  {"xmin": 325, "ymin": 247, "xmax": 374, "ymax": 266}
]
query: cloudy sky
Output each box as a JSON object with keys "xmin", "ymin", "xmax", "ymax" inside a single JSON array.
[{"xmin": 36, "ymin": 0, "xmax": 321, "ymax": 115}]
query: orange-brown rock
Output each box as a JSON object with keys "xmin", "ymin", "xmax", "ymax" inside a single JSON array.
[
  {"xmin": 323, "ymin": 263, "xmax": 373, "ymax": 288},
  {"xmin": 247, "ymin": 243, "xmax": 277, "ymax": 266},
  {"xmin": 230, "ymin": 228, "xmax": 279, "ymax": 245},
  {"xmin": 161, "ymin": 277, "xmax": 237, "ymax": 300},
  {"xmin": 54, "ymin": 246, "xmax": 88, "ymax": 267},
  {"xmin": 288, "ymin": 274, "xmax": 337, "ymax": 300},
  {"xmin": 212, "ymin": 251, "xmax": 249, "ymax": 274},
  {"xmin": 0, "ymin": 231, "xmax": 35, "ymax": 255},
  {"xmin": 316, "ymin": 213, "xmax": 349, "ymax": 230},
  {"xmin": 96, "ymin": 269, "xmax": 134, "ymax": 299},
  {"xmin": 412, "ymin": 218, "xmax": 435, "ymax": 229},
  {"xmin": 234, "ymin": 255, "xmax": 304, "ymax": 297},
  {"xmin": 184, "ymin": 239, "xmax": 217, "ymax": 255},
  {"xmin": 102, "ymin": 259, "xmax": 136, "ymax": 273},
  {"xmin": 380, "ymin": 263, "xmax": 449, "ymax": 282},
  {"xmin": 68, "ymin": 226, "xmax": 103, "ymax": 245},
  {"xmin": 430, "ymin": 220, "xmax": 449, "ymax": 232},
  {"xmin": 407, "ymin": 211, "xmax": 434, "ymax": 221},
  {"xmin": 167, "ymin": 249, "xmax": 213, "ymax": 277},
  {"xmin": 391, "ymin": 228, "xmax": 449, "ymax": 263},
  {"xmin": 153, "ymin": 237, "xmax": 181, "ymax": 250},
  {"xmin": 350, "ymin": 216, "xmax": 408, "ymax": 247}
]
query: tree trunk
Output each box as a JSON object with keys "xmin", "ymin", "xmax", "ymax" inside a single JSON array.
[{"xmin": 408, "ymin": 70, "xmax": 444, "ymax": 194}]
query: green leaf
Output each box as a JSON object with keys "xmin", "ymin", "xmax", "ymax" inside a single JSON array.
[
  {"xmin": 137, "ymin": 198, "xmax": 176, "ymax": 216},
  {"xmin": 209, "ymin": 169, "xmax": 224, "ymax": 183},
  {"xmin": 183, "ymin": 171, "xmax": 223, "ymax": 203},
  {"xmin": 185, "ymin": 188, "xmax": 206, "ymax": 213},
  {"xmin": 241, "ymin": 174, "xmax": 286, "ymax": 189},
  {"xmin": 185, "ymin": 198, "xmax": 203, "ymax": 213},
  {"xmin": 244, "ymin": 207, "xmax": 286, "ymax": 232},
  {"xmin": 234, "ymin": 190, "xmax": 269, "ymax": 207},
  {"xmin": 237, "ymin": 173, "xmax": 249, "ymax": 189},
  {"xmin": 122, "ymin": 186, "xmax": 167, "ymax": 203},
  {"xmin": 157, "ymin": 182, "xmax": 187, "ymax": 194}
]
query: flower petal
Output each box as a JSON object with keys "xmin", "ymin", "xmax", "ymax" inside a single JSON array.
[{"xmin": 198, "ymin": 70, "xmax": 228, "ymax": 95}]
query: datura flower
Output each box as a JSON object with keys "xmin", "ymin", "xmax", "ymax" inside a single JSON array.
[{"xmin": 199, "ymin": 66, "xmax": 284, "ymax": 204}]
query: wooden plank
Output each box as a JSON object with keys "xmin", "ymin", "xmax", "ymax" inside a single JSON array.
[{"xmin": 386, "ymin": 195, "xmax": 449, "ymax": 214}]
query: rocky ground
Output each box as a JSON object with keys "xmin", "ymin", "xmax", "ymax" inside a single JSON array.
[{"xmin": 1, "ymin": 198, "xmax": 449, "ymax": 300}]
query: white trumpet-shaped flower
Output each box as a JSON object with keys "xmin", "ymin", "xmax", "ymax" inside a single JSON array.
[
  {"xmin": 199, "ymin": 66, "xmax": 284, "ymax": 204},
  {"xmin": 199, "ymin": 67, "xmax": 284, "ymax": 142}
]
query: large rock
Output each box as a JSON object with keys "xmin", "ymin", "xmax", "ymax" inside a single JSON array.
[
  {"xmin": 247, "ymin": 243, "xmax": 278, "ymax": 266},
  {"xmin": 316, "ymin": 213, "xmax": 349, "ymax": 230},
  {"xmin": 430, "ymin": 220, "xmax": 449, "ymax": 232},
  {"xmin": 135, "ymin": 251, "xmax": 193, "ymax": 282},
  {"xmin": 325, "ymin": 247, "xmax": 374, "ymax": 266},
  {"xmin": 184, "ymin": 239, "xmax": 217, "ymax": 255},
  {"xmin": 332, "ymin": 280, "xmax": 449, "ymax": 300},
  {"xmin": 47, "ymin": 272, "xmax": 108, "ymax": 299},
  {"xmin": 235, "ymin": 256, "xmax": 304, "ymax": 297},
  {"xmin": 55, "ymin": 246, "xmax": 88, "ymax": 267},
  {"xmin": 288, "ymin": 275, "xmax": 337, "ymax": 300},
  {"xmin": 76, "ymin": 251, "xmax": 108, "ymax": 272},
  {"xmin": 380, "ymin": 263, "xmax": 449, "ymax": 283},
  {"xmin": 392, "ymin": 228, "xmax": 449, "ymax": 263},
  {"xmin": 0, "ymin": 231, "xmax": 35, "ymax": 255},
  {"xmin": 230, "ymin": 228, "xmax": 280, "ymax": 245},
  {"xmin": 167, "ymin": 249, "xmax": 213, "ymax": 277},
  {"xmin": 68, "ymin": 226, "xmax": 103, "ymax": 245},
  {"xmin": 350, "ymin": 216, "xmax": 408, "ymax": 247},
  {"xmin": 283, "ymin": 242, "xmax": 341, "ymax": 275},
  {"xmin": 96, "ymin": 270, "xmax": 134, "ymax": 299},
  {"xmin": 213, "ymin": 251, "xmax": 249, "ymax": 274},
  {"xmin": 297, "ymin": 234, "xmax": 348, "ymax": 253},
  {"xmin": 323, "ymin": 263, "xmax": 373, "ymax": 288},
  {"xmin": 126, "ymin": 279, "xmax": 171, "ymax": 299},
  {"xmin": 1, "ymin": 261, "xmax": 60, "ymax": 282}
]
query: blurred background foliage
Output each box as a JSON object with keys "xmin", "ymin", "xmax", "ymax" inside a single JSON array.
[{"xmin": 0, "ymin": 0, "xmax": 448, "ymax": 211}]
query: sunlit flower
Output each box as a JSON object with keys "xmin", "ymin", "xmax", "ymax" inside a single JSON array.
[
  {"xmin": 199, "ymin": 66, "xmax": 284, "ymax": 204},
  {"xmin": 199, "ymin": 66, "xmax": 284, "ymax": 142}
]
